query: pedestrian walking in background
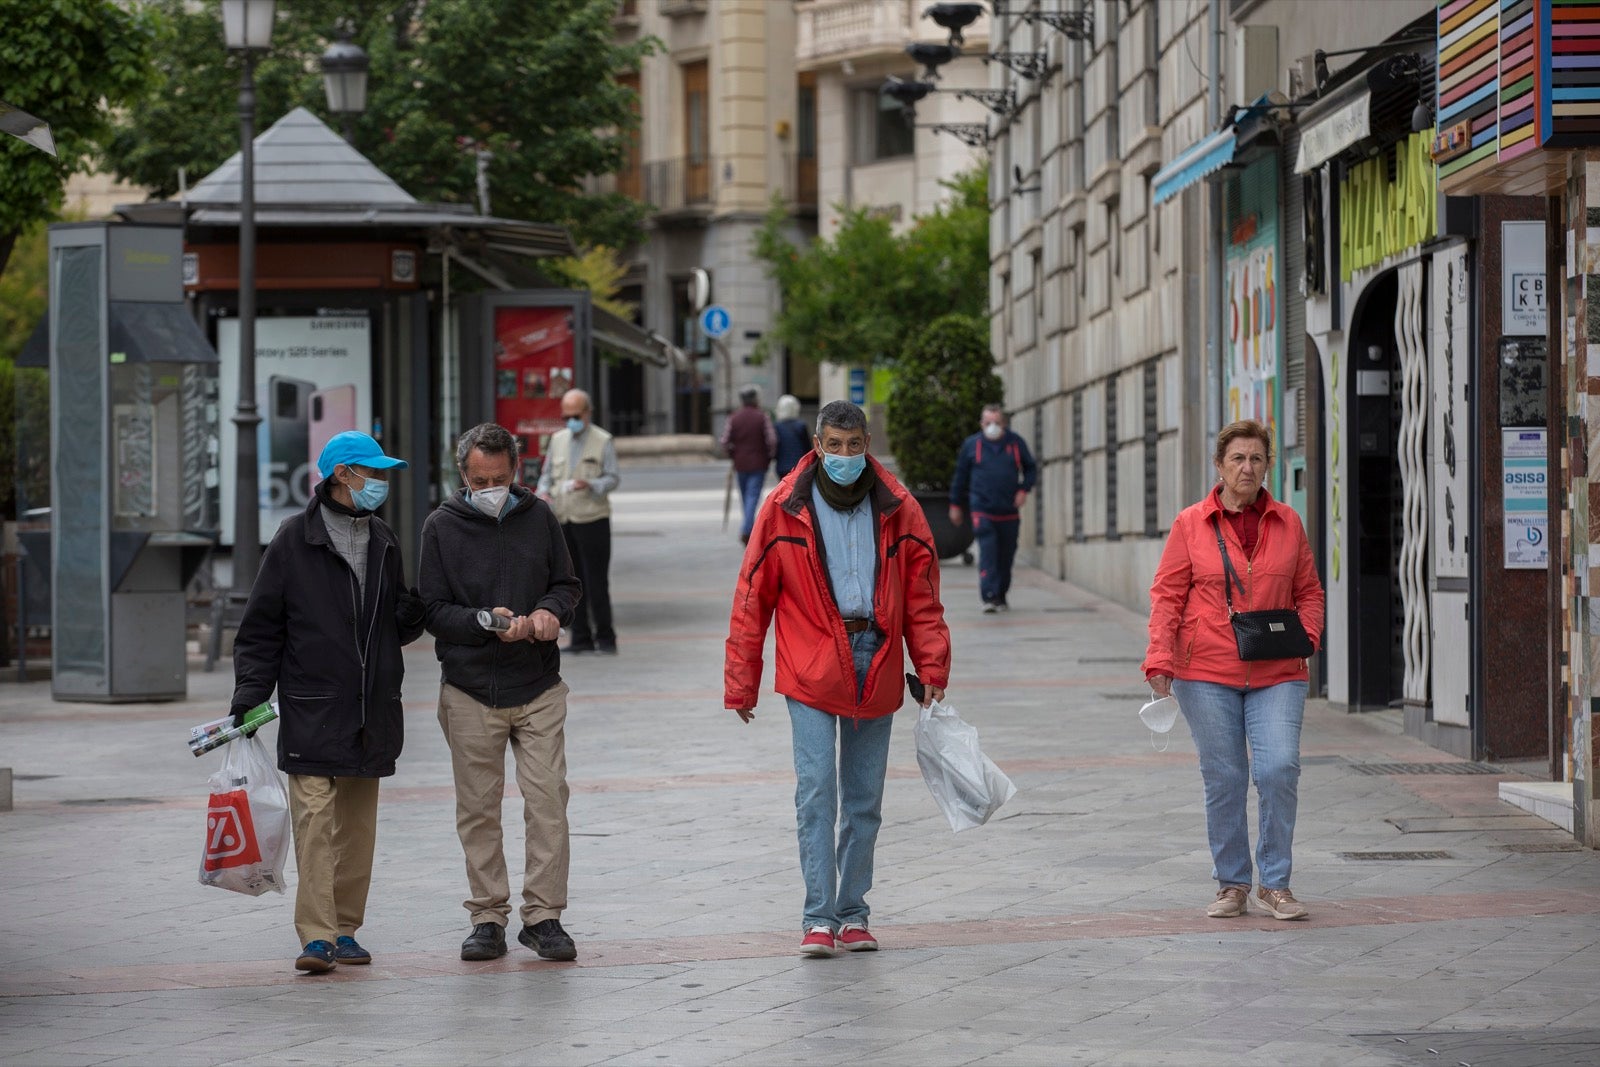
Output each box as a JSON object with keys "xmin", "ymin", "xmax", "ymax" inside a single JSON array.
[
  {"xmin": 421, "ymin": 423, "xmax": 585, "ymax": 963},
  {"xmin": 538, "ymin": 388, "xmax": 620, "ymax": 654},
  {"xmin": 773, "ymin": 393, "xmax": 811, "ymax": 480},
  {"xmin": 231, "ymin": 432, "xmax": 426, "ymax": 973},
  {"xmin": 720, "ymin": 384, "xmax": 776, "ymax": 544},
  {"xmin": 948, "ymin": 404, "xmax": 1037, "ymax": 612},
  {"xmin": 725, "ymin": 400, "xmax": 952, "ymax": 958},
  {"xmin": 1142, "ymin": 419, "xmax": 1324, "ymax": 922}
]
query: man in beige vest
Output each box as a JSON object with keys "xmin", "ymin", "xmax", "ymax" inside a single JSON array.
[{"xmin": 537, "ymin": 389, "xmax": 620, "ymax": 653}]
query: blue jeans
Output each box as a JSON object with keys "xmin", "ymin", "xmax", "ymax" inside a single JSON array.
[
  {"xmin": 737, "ymin": 470, "xmax": 766, "ymax": 539},
  {"xmin": 786, "ymin": 630, "xmax": 891, "ymax": 933},
  {"xmin": 974, "ymin": 515, "xmax": 1020, "ymax": 604},
  {"xmin": 1171, "ymin": 679, "xmax": 1308, "ymax": 890}
]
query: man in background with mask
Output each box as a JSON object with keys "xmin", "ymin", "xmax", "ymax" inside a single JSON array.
[
  {"xmin": 948, "ymin": 403, "xmax": 1037, "ymax": 613},
  {"xmin": 420, "ymin": 422, "xmax": 584, "ymax": 963},
  {"xmin": 725, "ymin": 400, "xmax": 951, "ymax": 957},
  {"xmin": 537, "ymin": 388, "xmax": 620, "ymax": 654},
  {"xmin": 232, "ymin": 431, "xmax": 426, "ymax": 973}
]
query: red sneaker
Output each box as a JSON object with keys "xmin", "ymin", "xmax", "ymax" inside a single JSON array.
[
  {"xmin": 799, "ymin": 927, "xmax": 835, "ymax": 957},
  {"xmin": 837, "ymin": 924, "xmax": 878, "ymax": 952}
]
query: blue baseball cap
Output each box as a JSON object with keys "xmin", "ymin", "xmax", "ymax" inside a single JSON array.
[{"xmin": 317, "ymin": 431, "xmax": 409, "ymax": 478}]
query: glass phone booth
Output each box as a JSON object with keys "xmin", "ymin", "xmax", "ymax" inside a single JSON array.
[{"xmin": 48, "ymin": 223, "xmax": 219, "ymax": 702}]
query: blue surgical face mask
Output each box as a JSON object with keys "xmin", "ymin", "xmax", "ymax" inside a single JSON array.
[
  {"xmin": 819, "ymin": 451, "xmax": 867, "ymax": 485},
  {"xmin": 347, "ymin": 472, "xmax": 388, "ymax": 512},
  {"xmin": 566, "ymin": 417, "xmax": 586, "ymax": 435}
]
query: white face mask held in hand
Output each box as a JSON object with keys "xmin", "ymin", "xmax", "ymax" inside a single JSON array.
[{"xmin": 1138, "ymin": 690, "xmax": 1180, "ymax": 752}]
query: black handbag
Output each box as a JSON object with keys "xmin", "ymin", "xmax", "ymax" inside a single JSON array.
[{"xmin": 1212, "ymin": 518, "xmax": 1313, "ymax": 662}]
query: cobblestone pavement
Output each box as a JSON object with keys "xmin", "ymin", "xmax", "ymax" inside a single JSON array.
[{"xmin": 2, "ymin": 464, "xmax": 1597, "ymax": 1066}]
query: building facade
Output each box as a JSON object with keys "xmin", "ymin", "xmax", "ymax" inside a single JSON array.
[
  {"xmin": 795, "ymin": 0, "xmax": 991, "ymax": 410},
  {"xmin": 609, "ymin": 0, "xmax": 809, "ymax": 436},
  {"xmin": 990, "ymin": 0, "xmax": 1576, "ymax": 834},
  {"xmin": 989, "ymin": 0, "xmax": 1209, "ymax": 608}
]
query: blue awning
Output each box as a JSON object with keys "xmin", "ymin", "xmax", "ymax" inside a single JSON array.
[{"xmin": 1151, "ymin": 127, "xmax": 1238, "ymax": 207}]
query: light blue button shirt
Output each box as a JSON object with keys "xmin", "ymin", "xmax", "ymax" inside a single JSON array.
[{"xmin": 811, "ymin": 484, "xmax": 876, "ymax": 619}]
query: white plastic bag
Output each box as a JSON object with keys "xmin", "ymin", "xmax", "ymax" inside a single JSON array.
[
  {"xmin": 198, "ymin": 733, "xmax": 290, "ymax": 896},
  {"xmin": 914, "ymin": 699, "xmax": 1017, "ymax": 832}
]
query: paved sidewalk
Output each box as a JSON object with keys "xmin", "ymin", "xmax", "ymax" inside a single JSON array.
[{"xmin": 2, "ymin": 464, "xmax": 1597, "ymax": 1066}]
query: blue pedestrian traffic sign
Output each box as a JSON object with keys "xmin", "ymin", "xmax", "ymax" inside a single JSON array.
[{"xmin": 700, "ymin": 304, "xmax": 732, "ymax": 339}]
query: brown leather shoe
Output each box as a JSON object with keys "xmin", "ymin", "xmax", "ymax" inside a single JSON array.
[
  {"xmin": 1206, "ymin": 884, "xmax": 1250, "ymax": 918},
  {"xmin": 1256, "ymin": 886, "xmax": 1309, "ymax": 920}
]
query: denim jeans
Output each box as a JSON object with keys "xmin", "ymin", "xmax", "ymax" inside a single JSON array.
[
  {"xmin": 974, "ymin": 515, "xmax": 1020, "ymax": 604},
  {"xmin": 786, "ymin": 629, "xmax": 890, "ymax": 933},
  {"xmin": 1171, "ymin": 678, "xmax": 1308, "ymax": 890},
  {"xmin": 737, "ymin": 470, "xmax": 766, "ymax": 539}
]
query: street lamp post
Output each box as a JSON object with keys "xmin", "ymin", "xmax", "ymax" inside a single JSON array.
[
  {"xmin": 221, "ymin": 0, "xmax": 275, "ymax": 597},
  {"xmin": 319, "ymin": 28, "xmax": 369, "ymax": 144}
]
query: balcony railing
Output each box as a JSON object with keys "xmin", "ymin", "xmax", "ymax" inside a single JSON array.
[
  {"xmin": 644, "ymin": 156, "xmax": 717, "ymax": 215},
  {"xmin": 634, "ymin": 156, "xmax": 816, "ymax": 214},
  {"xmin": 797, "ymin": 0, "xmax": 986, "ymax": 66}
]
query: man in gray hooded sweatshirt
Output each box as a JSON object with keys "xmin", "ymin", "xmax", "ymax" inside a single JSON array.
[{"xmin": 420, "ymin": 422, "xmax": 584, "ymax": 963}]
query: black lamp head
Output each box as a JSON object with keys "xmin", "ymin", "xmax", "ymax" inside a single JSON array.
[
  {"xmin": 924, "ymin": 2, "xmax": 983, "ymax": 46},
  {"xmin": 906, "ymin": 41, "xmax": 960, "ymax": 81},
  {"xmin": 882, "ymin": 76, "xmax": 936, "ymax": 107},
  {"xmin": 1411, "ymin": 98, "xmax": 1433, "ymax": 133}
]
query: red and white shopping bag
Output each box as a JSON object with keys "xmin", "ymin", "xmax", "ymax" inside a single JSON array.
[{"xmin": 198, "ymin": 733, "xmax": 290, "ymax": 896}]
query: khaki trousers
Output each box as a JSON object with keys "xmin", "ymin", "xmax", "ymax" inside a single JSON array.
[
  {"xmin": 438, "ymin": 680, "xmax": 571, "ymax": 927},
  {"xmin": 287, "ymin": 774, "xmax": 380, "ymax": 947}
]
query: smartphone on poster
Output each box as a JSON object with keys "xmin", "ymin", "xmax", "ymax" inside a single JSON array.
[
  {"xmin": 308, "ymin": 384, "xmax": 359, "ymax": 490},
  {"xmin": 267, "ymin": 376, "xmax": 315, "ymax": 507}
]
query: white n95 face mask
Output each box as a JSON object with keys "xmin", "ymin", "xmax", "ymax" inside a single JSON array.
[{"xmin": 1138, "ymin": 693, "xmax": 1180, "ymax": 751}]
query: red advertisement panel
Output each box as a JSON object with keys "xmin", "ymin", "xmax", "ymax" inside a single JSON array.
[{"xmin": 493, "ymin": 306, "xmax": 575, "ymax": 483}]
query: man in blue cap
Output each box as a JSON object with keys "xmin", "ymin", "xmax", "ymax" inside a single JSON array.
[{"xmin": 232, "ymin": 431, "xmax": 427, "ymax": 973}]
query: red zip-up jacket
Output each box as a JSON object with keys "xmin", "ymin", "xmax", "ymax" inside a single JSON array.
[
  {"xmin": 724, "ymin": 452, "xmax": 952, "ymax": 718},
  {"xmin": 1142, "ymin": 486, "xmax": 1324, "ymax": 689}
]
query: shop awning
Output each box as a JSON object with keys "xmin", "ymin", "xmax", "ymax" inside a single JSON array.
[
  {"xmin": 1295, "ymin": 88, "xmax": 1371, "ymax": 174},
  {"xmin": 593, "ymin": 305, "xmax": 689, "ymax": 370},
  {"xmin": 1151, "ymin": 127, "xmax": 1238, "ymax": 207},
  {"xmin": 1294, "ymin": 53, "xmax": 1424, "ymax": 174},
  {"xmin": 16, "ymin": 302, "xmax": 216, "ymax": 368}
]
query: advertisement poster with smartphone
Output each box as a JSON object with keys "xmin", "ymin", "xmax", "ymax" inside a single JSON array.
[
  {"xmin": 493, "ymin": 306, "xmax": 576, "ymax": 484},
  {"xmin": 216, "ymin": 315, "xmax": 373, "ymax": 545}
]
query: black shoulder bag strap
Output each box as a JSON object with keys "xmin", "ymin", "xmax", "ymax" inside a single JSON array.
[{"xmin": 1211, "ymin": 517, "xmax": 1244, "ymax": 617}]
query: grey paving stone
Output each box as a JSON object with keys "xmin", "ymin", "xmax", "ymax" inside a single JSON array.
[{"xmin": 2, "ymin": 466, "xmax": 1598, "ymax": 1066}]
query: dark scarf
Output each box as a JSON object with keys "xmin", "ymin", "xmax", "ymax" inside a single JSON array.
[{"xmin": 813, "ymin": 455, "xmax": 876, "ymax": 511}]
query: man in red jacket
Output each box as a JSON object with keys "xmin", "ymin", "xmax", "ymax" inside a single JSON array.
[{"xmin": 725, "ymin": 400, "xmax": 951, "ymax": 958}]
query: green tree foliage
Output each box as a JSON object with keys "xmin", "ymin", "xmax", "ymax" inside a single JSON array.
[
  {"xmin": 547, "ymin": 246, "xmax": 637, "ymax": 320},
  {"xmin": 753, "ymin": 167, "xmax": 989, "ymax": 369},
  {"xmin": 0, "ymin": 224, "xmax": 51, "ymax": 517},
  {"xmin": 0, "ymin": 0, "xmax": 157, "ymax": 277},
  {"xmin": 885, "ymin": 313, "xmax": 1002, "ymax": 493},
  {"xmin": 102, "ymin": 0, "xmax": 655, "ymax": 249}
]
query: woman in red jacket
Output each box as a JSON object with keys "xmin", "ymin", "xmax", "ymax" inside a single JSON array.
[{"xmin": 1142, "ymin": 420, "xmax": 1324, "ymax": 921}]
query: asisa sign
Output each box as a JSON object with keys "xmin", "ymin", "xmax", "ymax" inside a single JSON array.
[{"xmin": 1338, "ymin": 131, "xmax": 1437, "ymax": 281}]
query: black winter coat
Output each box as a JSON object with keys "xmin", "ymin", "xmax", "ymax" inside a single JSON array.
[
  {"xmin": 232, "ymin": 487, "xmax": 426, "ymax": 778},
  {"xmin": 419, "ymin": 487, "xmax": 583, "ymax": 709}
]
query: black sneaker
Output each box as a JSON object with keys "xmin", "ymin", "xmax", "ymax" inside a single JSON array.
[
  {"xmin": 333, "ymin": 935, "xmax": 371, "ymax": 965},
  {"xmin": 295, "ymin": 940, "xmax": 336, "ymax": 973},
  {"xmin": 460, "ymin": 922, "xmax": 507, "ymax": 961},
  {"xmin": 596, "ymin": 638, "xmax": 617, "ymax": 655},
  {"xmin": 519, "ymin": 918, "xmax": 577, "ymax": 961},
  {"xmin": 566, "ymin": 639, "xmax": 596, "ymax": 654}
]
